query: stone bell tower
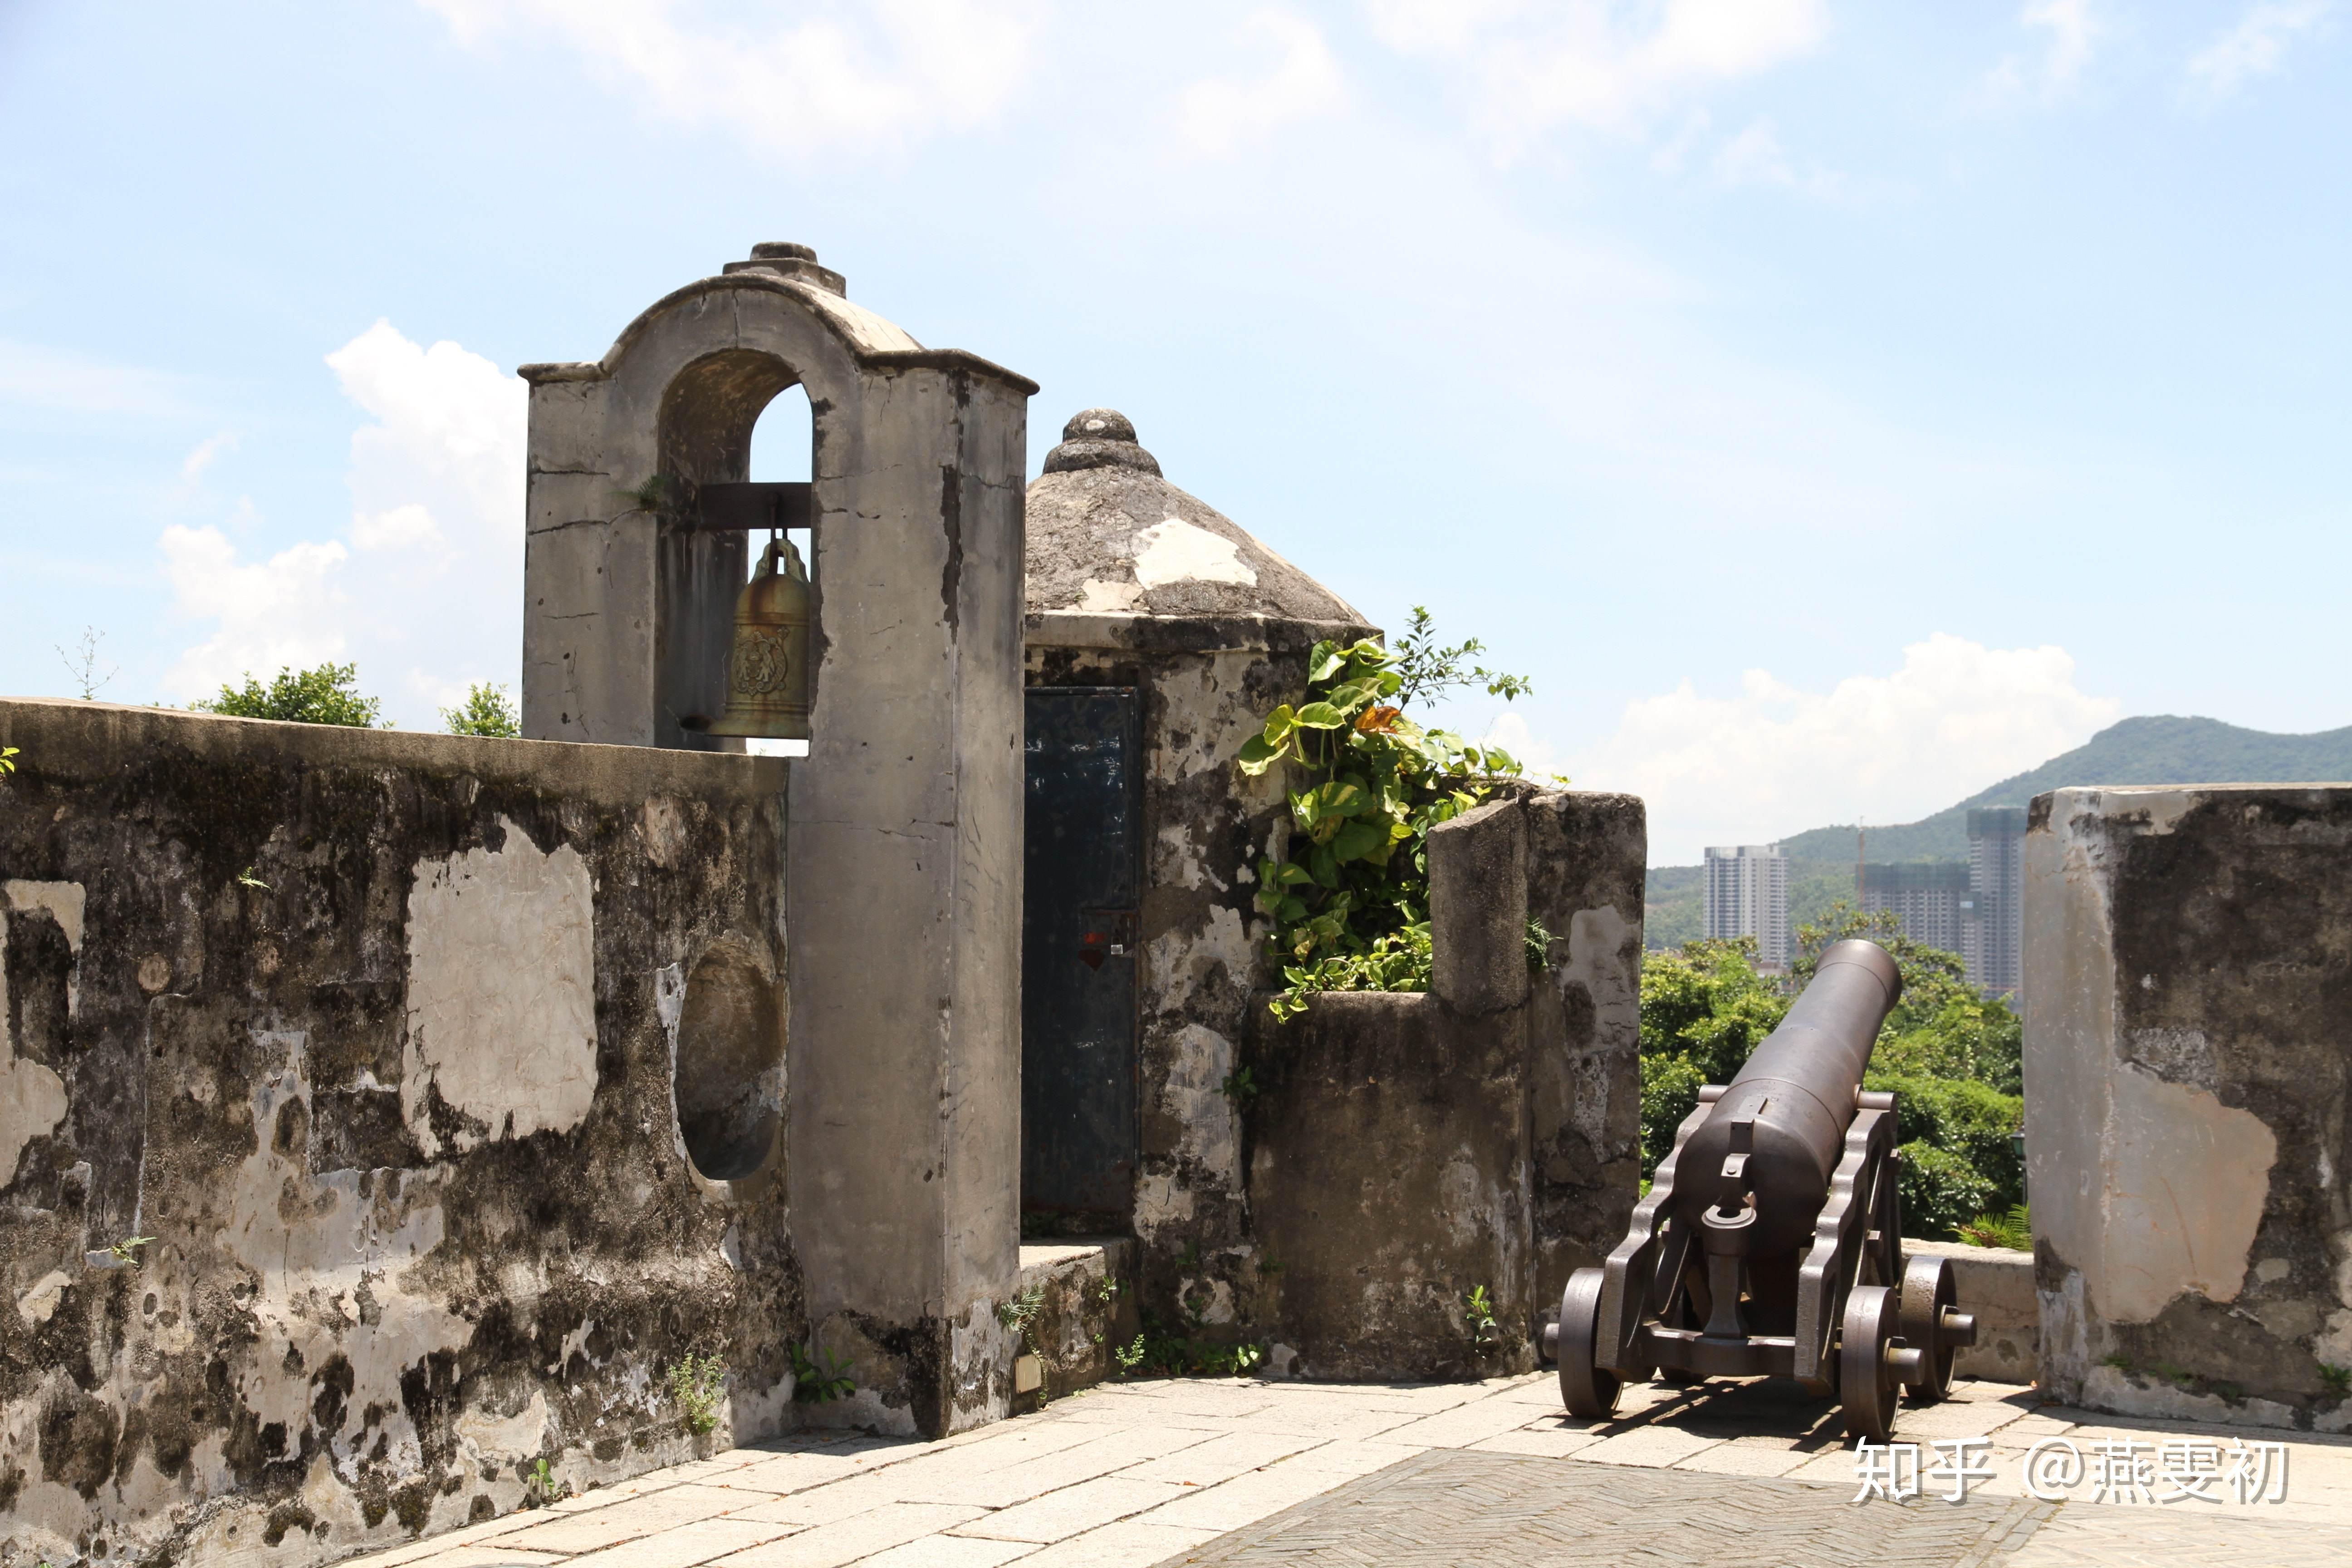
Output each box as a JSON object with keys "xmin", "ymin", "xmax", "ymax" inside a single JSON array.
[{"xmin": 517, "ymin": 243, "xmax": 1036, "ymax": 1436}]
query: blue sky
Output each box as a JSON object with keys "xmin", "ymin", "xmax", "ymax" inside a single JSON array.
[{"xmin": 2, "ymin": 1, "xmax": 2346, "ymax": 861}]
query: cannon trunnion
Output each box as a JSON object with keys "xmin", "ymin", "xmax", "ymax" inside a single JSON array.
[{"xmin": 1544, "ymin": 939, "xmax": 1978, "ymax": 1441}]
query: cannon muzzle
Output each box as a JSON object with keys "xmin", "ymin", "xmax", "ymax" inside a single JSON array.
[{"xmin": 1670, "ymin": 939, "xmax": 1901, "ymax": 1256}]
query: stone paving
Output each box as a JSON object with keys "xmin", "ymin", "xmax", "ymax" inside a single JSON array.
[{"xmin": 343, "ymin": 1372, "xmax": 2352, "ymax": 1568}]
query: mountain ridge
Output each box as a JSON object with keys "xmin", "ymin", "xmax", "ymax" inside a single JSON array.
[
  {"xmin": 1772, "ymin": 714, "xmax": 2352, "ymax": 863},
  {"xmin": 1644, "ymin": 715, "xmax": 2352, "ymax": 948}
]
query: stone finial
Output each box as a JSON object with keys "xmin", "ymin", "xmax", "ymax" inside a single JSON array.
[
  {"xmin": 723, "ymin": 241, "xmax": 847, "ymax": 296},
  {"xmin": 1042, "ymin": 407, "xmax": 1163, "ymax": 477}
]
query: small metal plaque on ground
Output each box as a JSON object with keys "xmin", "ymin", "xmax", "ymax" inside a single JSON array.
[{"xmin": 1153, "ymin": 1449, "xmax": 2055, "ymax": 1568}]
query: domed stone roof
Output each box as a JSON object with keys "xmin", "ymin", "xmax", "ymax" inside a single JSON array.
[{"xmin": 1024, "ymin": 409, "xmax": 1370, "ymax": 630}]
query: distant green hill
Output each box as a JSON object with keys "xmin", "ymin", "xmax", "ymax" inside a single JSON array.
[
  {"xmin": 1645, "ymin": 715, "xmax": 2352, "ymax": 949},
  {"xmin": 1775, "ymin": 715, "xmax": 2352, "ymax": 862}
]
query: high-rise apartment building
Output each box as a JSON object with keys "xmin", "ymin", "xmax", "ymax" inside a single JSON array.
[
  {"xmin": 1965, "ymin": 807, "xmax": 2027, "ymax": 1003},
  {"xmin": 1860, "ymin": 862, "xmax": 1971, "ymax": 953},
  {"xmin": 1705, "ymin": 843, "xmax": 1790, "ymax": 967}
]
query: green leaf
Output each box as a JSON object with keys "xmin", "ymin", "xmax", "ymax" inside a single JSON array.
[
  {"xmin": 1294, "ymin": 701, "xmax": 1346, "ymax": 730},
  {"xmin": 1262, "ymin": 705, "xmax": 1298, "ymax": 745},
  {"xmin": 1237, "ymin": 734, "xmax": 1284, "ymax": 775},
  {"xmin": 1330, "ymin": 819, "xmax": 1386, "ymax": 863},
  {"xmin": 1273, "ymin": 861, "xmax": 1316, "ymax": 886},
  {"xmin": 1315, "ymin": 779, "xmax": 1370, "ymax": 818},
  {"xmin": 1309, "ymin": 842, "xmax": 1340, "ymax": 888},
  {"xmin": 1308, "ymin": 642, "xmax": 1344, "ymax": 682}
]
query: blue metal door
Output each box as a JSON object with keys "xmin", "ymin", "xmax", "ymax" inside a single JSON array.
[{"xmin": 1022, "ymin": 686, "xmax": 1141, "ymax": 1221}]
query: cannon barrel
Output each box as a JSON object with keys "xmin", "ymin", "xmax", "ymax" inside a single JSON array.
[{"xmin": 1671, "ymin": 940, "xmax": 1902, "ymax": 1255}]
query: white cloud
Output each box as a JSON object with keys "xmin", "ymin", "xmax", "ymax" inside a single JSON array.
[
  {"xmin": 162, "ymin": 323, "xmax": 526, "ymax": 721},
  {"xmin": 326, "ymin": 320, "xmax": 522, "ymax": 559},
  {"xmin": 162, "ymin": 524, "xmax": 353, "ymax": 694},
  {"xmin": 1565, "ymin": 634, "xmax": 2121, "ymax": 864},
  {"xmin": 2186, "ymin": 1, "xmax": 2332, "ymax": 99},
  {"xmin": 0, "ymin": 340, "xmax": 199, "ymax": 417},
  {"xmin": 179, "ymin": 431, "xmax": 238, "ymax": 485},
  {"xmin": 1711, "ymin": 116, "xmax": 1842, "ymax": 196},
  {"xmin": 1982, "ymin": 0, "xmax": 2105, "ymax": 105},
  {"xmin": 1178, "ymin": 11, "xmax": 1346, "ymax": 156},
  {"xmin": 419, "ymin": 0, "xmax": 1041, "ymax": 154},
  {"xmin": 1367, "ymin": 0, "xmax": 1828, "ymax": 156}
]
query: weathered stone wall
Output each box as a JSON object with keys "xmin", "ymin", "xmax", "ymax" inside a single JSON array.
[
  {"xmin": 0, "ymin": 699, "xmax": 797, "ymax": 1568},
  {"xmin": 2025, "ymin": 784, "xmax": 2352, "ymax": 1431},
  {"xmin": 1023, "ymin": 615, "xmax": 1355, "ymax": 1342},
  {"xmin": 1523, "ymin": 790, "xmax": 1646, "ymax": 1313},
  {"xmin": 1906, "ymin": 1241, "xmax": 2036, "ymax": 1384},
  {"xmin": 1241, "ymin": 790, "xmax": 1645, "ymax": 1378}
]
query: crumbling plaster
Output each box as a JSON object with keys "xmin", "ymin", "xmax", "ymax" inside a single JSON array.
[
  {"xmin": 0, "ymin": 699, "xmax": 797, "ymax": 1568},
  {"xmin": 2026, "ymin": 784, "xmax": 2352, "ymax": 1431}
]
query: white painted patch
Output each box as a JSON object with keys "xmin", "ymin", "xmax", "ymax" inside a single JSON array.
[
  {"xmin": 0, "ymin": 883, "xmax": 77, "ymax": 1185},
  {"xmin": 1158, "ymin": 1024, "xmax": 1240, "ymax": 1191},
  {"xmin": 2255, "ymin": 1256, "xmax": 2291, "ymax": 1284},
  {"xmin": 1132, "ymin": 1170, "xmax": 1195, "ymax": 1235},
  {"xmin": 2318, "ymin": 1308, "xmax": 2352, "ymax": 1366},
  {"xmin": 403, "ymin": 818, "xmax": 598, "ymax": 1156},
  {"xmin": 1077, "ymin": 578, "xmax": 1145, "ymax": 613},
  {"xmin": 456, "ymin": 1390, "xmax": 550, "ymax": 1464},
  {"xmin": 1131, "ymin": 518, "xmax": 1256, "ymax": 589},
  {"xmin": 15, "ymin": 1269, "xmax": 71, "ymax": 1325},
  {"xmin": 5, "ymin": 881, "xmax": 86, "ymax": 957},
  {"xmin": 2099, "ymin": 1064, "xmax": 2276, "ymax": 1321}
]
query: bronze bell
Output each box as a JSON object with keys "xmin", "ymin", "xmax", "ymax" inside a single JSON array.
[{"xmin": 708, "ymin": 536, "xmax": 812, "ymax": 739}]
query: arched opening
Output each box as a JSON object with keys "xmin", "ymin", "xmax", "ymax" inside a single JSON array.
[
  {"xmin": 674, "ymin": 939, "xmax": 787, "ymax": 1183},
  {"xmin": 745, "ymin": 384, "xmax": 814, "ymax": 759}
]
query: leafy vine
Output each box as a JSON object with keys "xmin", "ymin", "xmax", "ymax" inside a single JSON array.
[{"xmin": 1238, "ymin": 610, "xmax": 1534, "ymax": 1021}]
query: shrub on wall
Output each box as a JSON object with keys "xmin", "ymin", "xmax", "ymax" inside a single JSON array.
[
  {"xmin": 442, "ymin": 681, "xmax": 521, "ymax": 737},
  {"xmin": 190, "ymin": 662, "xmax": 383, "ymax": 727}
]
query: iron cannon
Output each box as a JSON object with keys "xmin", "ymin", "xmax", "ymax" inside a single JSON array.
[{"xmin": 1544, "ymin": 938, "xmax": 1977, "ymax": 1441}]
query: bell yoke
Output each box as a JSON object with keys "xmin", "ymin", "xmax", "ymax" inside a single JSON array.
[{"xmin": 1545, "ymin": 939, "xmax": 1979, "ymax": 1442}]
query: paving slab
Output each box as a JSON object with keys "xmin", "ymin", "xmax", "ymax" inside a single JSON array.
[
  {"xmin": 949, "ymin": 1476, "xmax": 1190, "ymax": 1542},
  {"xmin": 705, "ymin": 1504, "xmax": 986, "ymax": 1568},
  {"xmin": 563, "ymin": 1519, "xmax": 800, "ymax": 1568},
  {"xmin": 495, "ymin": 1486, "xmax": 760, "ymax": 1553},
  {"xmin": 1016, "ymin": 1520, "xmax": 1221, "ymax": 1568},
  {"xmin": 335, "ymin": 1371, "xmax": 2352, "ymax": 1568},
  {"xmin": 1157, "ymin": 1447, "xmax": 2058, "ymax": 1566}
]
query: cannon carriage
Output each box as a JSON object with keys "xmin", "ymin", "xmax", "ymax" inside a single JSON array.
[{"xmin": 1544, "ymin": 939, "xmax": 1976, "ymax": 1441}]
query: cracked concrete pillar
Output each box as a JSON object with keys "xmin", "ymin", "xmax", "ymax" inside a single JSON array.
[{"xmin": 1430, "ymin": 796, "xmax": 1529, "ymax": 1015}]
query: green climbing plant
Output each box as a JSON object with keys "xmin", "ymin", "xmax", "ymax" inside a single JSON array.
[
  {"xmin": 789, "ymin": 1343, "xmax": 857, "ymax": 1404},
  {"xmin": 1238, "ymin": 610, "xmax": 1532, "ymax": 1022},
  {"xmin": 666, "ymin": 1352, "xmax": 726, "ymax": 1434}
]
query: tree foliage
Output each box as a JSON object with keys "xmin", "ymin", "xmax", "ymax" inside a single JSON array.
[
  {"xmin": 442, "ymin": 681, "xmax": 521, "ymax": 738},
  {"xmin": 191, "ymin": 663, "xmax": 383, "ymax": 728},
  {"xmin": 1637, "ymin": 909, "xmax": 2024, "ymax": 1241},
  {"xmin": 1236, "ymin": 610, "xmax": 1528, "ymax": 1021}
]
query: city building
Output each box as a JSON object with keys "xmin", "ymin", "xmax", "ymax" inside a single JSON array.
[
  {"xmin": 1966, "ymin": 807, "xmax": 2027, "ymax": 1003},
  {"xmin": 1860, "ymin": 861, "xmax": 1971, "ymax": 953},
  {"xmin": 1705, "ymin": 843, "xmax": 1790, "ymax": 967}
]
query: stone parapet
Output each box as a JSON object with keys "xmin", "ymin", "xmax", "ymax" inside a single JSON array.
[
  {"xmin": 2024, "ymin": 783, "xmax": 2352, "ymax": 1431},
  {"xmin": 0, "ymin": 698, "xmax": 794, "ymax": 1567}
]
